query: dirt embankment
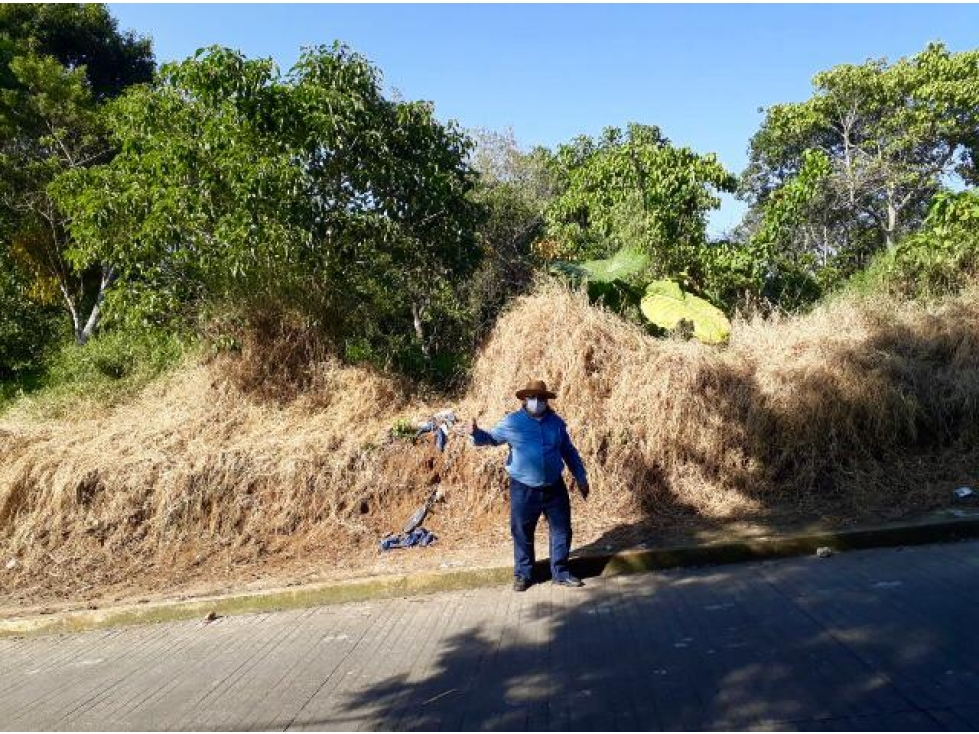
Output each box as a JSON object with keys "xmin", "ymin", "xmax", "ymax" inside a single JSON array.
[{"xmin": 3, "ymin": 283, "xmax": 979, "ymax": 611}]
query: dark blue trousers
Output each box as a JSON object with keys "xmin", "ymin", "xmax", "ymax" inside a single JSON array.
[{"xmin": 509, "ymin": 477, "xmax": 573, "ymax": 582}]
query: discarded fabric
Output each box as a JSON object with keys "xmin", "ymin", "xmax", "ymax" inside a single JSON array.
[
  {"xmin": 413, "ymin": 409, "xmax": 459, "ymax": 453},
  {"xmin": 379, "ymin": 527, "xmax": 438, "ymax": 551}
]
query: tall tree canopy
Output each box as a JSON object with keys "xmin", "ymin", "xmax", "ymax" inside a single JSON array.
[
  {"xmin": 0, "ymin": 4, "xmax": 153, "ymax": 98},
  {"xmin": 0, "ymin": 3, "xmax": 154, "ymax": 345},
  {"xmin": 743, "ymin": 43, "xmax": 979, "ymax": 267},
  {"xmin": 54, "ymin": 45, "xmax": 482, "ymax": 373},
  {"xmin": 542, "ymin": 123, "xmax": 736, "ymax": 282}
]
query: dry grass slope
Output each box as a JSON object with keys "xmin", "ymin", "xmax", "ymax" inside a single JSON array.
[{"xmin": 3, "ymin": 281, "xmax": 979, "ymax": 605}]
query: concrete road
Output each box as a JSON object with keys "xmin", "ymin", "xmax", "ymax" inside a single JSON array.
[{"xmin": 2, "ymin": 540, "xmax": 979, "ymax": 731}]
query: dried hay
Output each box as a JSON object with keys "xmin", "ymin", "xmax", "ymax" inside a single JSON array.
[{"xmin": 3, "ymin": 281, "xmax": 979, "ymax": 603}]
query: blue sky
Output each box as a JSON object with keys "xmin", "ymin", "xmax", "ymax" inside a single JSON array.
[{"xmin": 108, "ymin": 3, "xmax": 979, "ymax": 235}]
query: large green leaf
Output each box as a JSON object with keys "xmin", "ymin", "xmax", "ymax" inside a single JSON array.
[
  {"xmin": 640, "ymin": 280, "xmax": 731, "ymax": 344},
  {"xmin": 579, "ymin": 248, "xmax": 649, "ymax": 283},
  {"xmin": 549, "ymin": 247, "xmax": 649, "ymax": 284}
]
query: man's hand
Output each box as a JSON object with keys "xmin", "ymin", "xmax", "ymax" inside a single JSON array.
[
  {"xmin": 467, "ymin": 418, "xmax": 478, "ymax": 436},
  {"xmin": 573, "ymin": 479, "xmax": 590, "ymax": 500}
]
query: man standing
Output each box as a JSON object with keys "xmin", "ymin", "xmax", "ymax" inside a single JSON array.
[{"xmin": 468, "ymin": 380, "xmax": 589, "ymax": 591}]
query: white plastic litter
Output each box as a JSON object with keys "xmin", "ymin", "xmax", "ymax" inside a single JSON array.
[
  {"xmin": 953, "ymin": 487, "xmax": 975, "ymax": 499},
  {"xmin": 433, "ymin": 409, "xmax": 457, "ymax": 423},
  {"xmin": 816, "ymin": 546, "xmax": 834, "ymax": 558},
  {"xmin": 5, "ymin": 558, "xmax": 16, "ymax": 570}
]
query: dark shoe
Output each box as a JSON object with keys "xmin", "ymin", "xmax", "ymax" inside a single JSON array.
[
  {"xmin": 513, "ymin": 577, "xmax": 531, "ymax": 592},
  {"xmin": 553, "ymin": 575, "xmax": 584, "ymax": 588}
]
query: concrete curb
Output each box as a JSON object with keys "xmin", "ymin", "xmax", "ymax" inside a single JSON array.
[{"xmin": 4, "ymin": 515, "xmax": 979, "ymax": 639}]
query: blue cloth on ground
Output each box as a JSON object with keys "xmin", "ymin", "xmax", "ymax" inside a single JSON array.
[
  {"xmin": 413, "ymin": 422, "xmax": 450, "ymax": 453},
  {"xmin": 379, "ymin": 527, "xmax": 438, "ymax": 551}
]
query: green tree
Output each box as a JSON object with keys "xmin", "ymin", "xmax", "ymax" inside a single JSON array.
[
  {"xmin": 743, "ymin": 43, "xmax": 979, "ymax": 264},
  {"xmin": 54, "ymin": 45, "xmax": 482, "ymax": 378},
  {"xmin": 466, "ymin": 128, "xmax": 555, "ymax": 342},
  {"xmin": 0, "ymin": 52, "xmax": 114, "ymax": 344},
  {"xmin": 543, "ymin": 123, "xmax": 736, "ymax": 289},
  {"xmin": 0, "ymin": 4, "xmax": 154, "ymax": 345},
  {"xmin": 0, "ymin": 4, "xmax": 153, "ymax": 98}
]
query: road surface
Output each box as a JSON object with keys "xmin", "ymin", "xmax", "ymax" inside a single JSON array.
[{"xmin": 2, "ymin": 540, "xmax": 978, "ymax": 730}]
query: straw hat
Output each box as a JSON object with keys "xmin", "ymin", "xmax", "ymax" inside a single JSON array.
[{"xmin": 515, "ymin": 380, "xmax": 557, "ymax": 400}]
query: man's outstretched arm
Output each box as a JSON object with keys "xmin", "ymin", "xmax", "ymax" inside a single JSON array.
[{"xmin": 468, "ymin": 416, "xmax": 509, "ymax": 447}]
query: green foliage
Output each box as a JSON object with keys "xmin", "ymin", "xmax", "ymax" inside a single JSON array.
[
  {"xmin": 539, "ymin": 123, "xmax": 744, "ymax": 324},
  {"xmin": 852, "ymin": 191, "xmax": 979, "ymax": 299},
  {"xmin": 466, "ymin": 129, "xmax": 555, "ymax": 347},
  {"xmin": 390, "ymin": 417, "xmax": 416, "ymax": 440},
  {"xmin": 0, "ymin": 369, "xmax": 46, "ymax": 412},
  {"xmin": 753, "ymin": 149, "xmax": 831, "ymax": 247},
  {"xmin": 543, "ymin": 123, "xmax": 736, "ymax": 277},
  {"xmin": 690, "ymin": 237, "xmax": 824, "ymax": 315},
  {"xmin": 50, "ymin": 327, "xmax": 185, "ymax": 383},
  {"xmin": 0, "ymin": 248, "xmax": 64, "ymax": 379},
  {"xmin": 7, "ymin": 13, "xmax": 977, "ymax": 404},
  {"xmin": 0, "ymin": 4, "xmax": 153, "ymax": 98},
  {"xmin": 551, "ymin": 247, "xmax": 649, "ymax": 283},
  {"xmin": 744, "ymin": 42, "xmax": 979, "ymax": 274},
  {"xmin": 640, "ymin": 280, "xmax": 731, "ymax": 344},
  {"xmin": 53, "ymin": 44, "xmax": 483, "ymax": 384},
  {"xmin": 700, "ymin": 149, "xmax": 833, "ymax": 313},
  {"xmin": 695, "ymin": 240, "xmax": 769, "ymax": 310},
  {"xmin": 4, "ymin": 326, "xmax": 190, "ymax": 417},
  {"xmin": 0, "ymin": 3, "xmax": 154, "ymax": 345},
  {"xmin": 549, "ymin": 247, "xmax": 648, "ymax": 312},
  {"xmin": 550, "ymin": 246, "xmax": 730, "ymax": 344},
  {"xmin": 0, "ymin": 49, "xmax": 108, "ymax": 326}
]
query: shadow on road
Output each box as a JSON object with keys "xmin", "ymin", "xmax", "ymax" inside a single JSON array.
[{"xmin": 253, "ymin": 542, "xmax": 979, "ymax": 731}]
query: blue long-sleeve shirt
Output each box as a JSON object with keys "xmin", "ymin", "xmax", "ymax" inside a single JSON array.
[{"xmin": 471, "ymin": 408, "xmax": 588, "ymax": 488}]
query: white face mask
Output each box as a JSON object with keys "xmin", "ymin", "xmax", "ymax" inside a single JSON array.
[{"xmin": 525, "ymin": 397, "xmax": 547, "ymax": 416}]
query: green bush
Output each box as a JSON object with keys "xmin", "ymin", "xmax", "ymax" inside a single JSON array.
[
  {"xmin": 0, "ymin": 253, "xmax": 65, "ymax": 381},
  {"xmin": 2, "ymin": 326, "xmax": 192, "ymax": 417},
  {"xmin": 49, "ymin": 327, "xmax": 187, "ymax": 384},
  {"xmin": 847, "ymin": 191, "xmax": 979, "ymax": 300}
]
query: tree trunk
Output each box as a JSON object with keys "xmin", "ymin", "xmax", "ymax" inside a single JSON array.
[
  {"xmin": 884, "ymin": 199, "xmax": 898, "ymax": 250},
  {"xmin": 412, "ymin": 301, "xmax": 430, "ymax": 358},
  {"xmin": 76, "ymin": 265, "xmax": 117, "ymax": 345},
  {"xmin": 61, "ymin": 285, "xmax": 84, "ymax": 345}
]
